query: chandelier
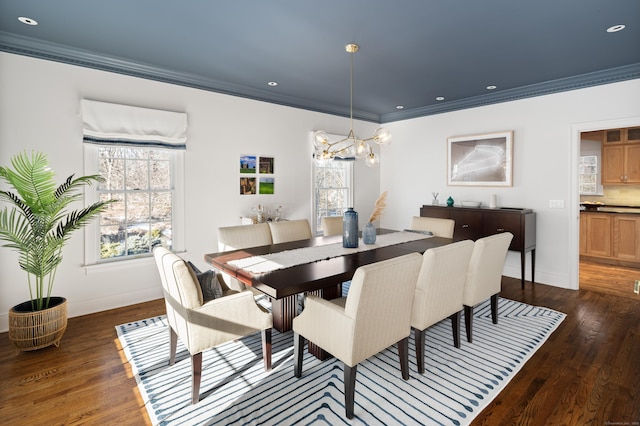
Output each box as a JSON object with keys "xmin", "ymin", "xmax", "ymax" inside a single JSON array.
[{"xmin": 312, "ymin": 44, "xmax": 392, "ymax": 167}]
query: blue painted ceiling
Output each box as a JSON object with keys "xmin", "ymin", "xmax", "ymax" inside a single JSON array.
[{"xmin": 1, "ymin": 0, "xmax": 639, "ymax": 123}]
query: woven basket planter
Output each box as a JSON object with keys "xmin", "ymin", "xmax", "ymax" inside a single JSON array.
[{"xmin": 8, "ymin": 297, "xmax": 68, "ymax": 351}]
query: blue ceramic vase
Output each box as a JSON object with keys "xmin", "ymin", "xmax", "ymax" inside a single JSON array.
[
  {"xmin": 343, "ymin": 208, "xmax": 359, "ymax": 248},
  {"xmin": 363, "ymin": 222, "xmax": 377, "ymax": 244}
]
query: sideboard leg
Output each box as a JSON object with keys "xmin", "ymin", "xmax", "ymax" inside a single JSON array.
[
  {"xmin": 520, "ymin": 251, "xmax": 526, "ymax": 288},
  {"xmin": 531, "ymin": 248, "xmax": 536, "ymax": 284}
]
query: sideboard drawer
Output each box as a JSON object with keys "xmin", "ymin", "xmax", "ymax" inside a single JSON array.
[
  {"xmin": 482, "ymin": 212, "xmax": 522, "ymax": 250},
  {"xmin": 450, "ymin": 210, "xmax": 483, "ymax": 240}
]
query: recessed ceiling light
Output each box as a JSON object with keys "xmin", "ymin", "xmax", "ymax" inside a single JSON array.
[
  {"xmin": 396, "ymin": 105, "xmax": 404, "ymax": 110},
  {"xmin": 435, "ymin": 96, "xmax": 445, "ymax": 101},
  {"xmin": 486, "ymin": 85, "xmax": 497, "ymax": 90},
  {"xmin": 18, "ymin": 16, "xmax": 38, "ymax": 26},
  {"xmin": 267, "ymin": 81, "xmax": 278, "ymax": 86},
  {"xmin": 606, "ymin": 24, "xmax": 625, "ymax": 33}
]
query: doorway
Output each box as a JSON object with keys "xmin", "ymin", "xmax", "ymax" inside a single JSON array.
[{"xmin": 574, "ymin": 120, "xmax": 640, "ymax": 296}]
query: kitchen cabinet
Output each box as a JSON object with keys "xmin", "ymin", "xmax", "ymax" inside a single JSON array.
[
  {"xmin": 419, "ymin": 205, "xmax": 536, "ymax": 287},
  {"xmin": 584, "ymin": 213, "xmax": 612, "ymax": 257},
  {"xmin": 613, "ymin": 215, "xmax": 640, "ymax": 262},
  {"xmin": 602, "ymin": 127, "xmax": 640, "ymax": 184},
  {"xmin": 580, "ymin": 211, "xmax": 640, "ymax": 265}
]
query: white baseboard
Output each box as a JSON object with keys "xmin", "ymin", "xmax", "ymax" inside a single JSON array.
[
  {"xmin": 0, "ymin": 286, "xmax": 163, "ymax": 333},
  {"xmin": 503, "ymin": 264, "xmax": 573, "ymax": 290}
]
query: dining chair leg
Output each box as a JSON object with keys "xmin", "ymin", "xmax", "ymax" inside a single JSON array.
[
  {"xmin": 398, "ymin": 337, "xmax": 410, "ymax": 380},
  {"xmin": 413, "ymin": 328, "xmax": 425, "ymax": 374},
  {"xmin": 344, "ymin": 364, "xmax": 358, "ymax": 419},
  {"xmin": 490, "ymin": 294, "xmax": 499, "ymax": 324},
  {"xmin": 293, "ymin": 332, "xmax": 304, "ymax": 378},
  {"xmin": 169, "ymin": 327, "xmax": 178, "ymax": 365},
  {"xmin": 450, "ymin": 311, "xmax": 461, "ymax": 348},
  {"xmin": 191, "ymin": 352, "xmax": 202, "ymax": 404},
  {"xmin": 464, "ymin": 305, "xmax": 474, "ymax": 343},
  {"xmin": 262, "ymin": 328, "xmax": 272, "ymax": 371}
]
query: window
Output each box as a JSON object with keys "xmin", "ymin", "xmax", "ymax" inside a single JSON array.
[
  {"xmin": 81, "ymin": 99, "xmax": 187, "ymax": 265},
  {"xmin": 312, "ymin": 160, "xmax": 353, "ymax": 234},
  {"xmin": 579, "ymin": 151, "xmax": 603, "ymax": 195},
  {"xmin": 84, "ymin": 146, "xmax": 185, "ymax": 264}
]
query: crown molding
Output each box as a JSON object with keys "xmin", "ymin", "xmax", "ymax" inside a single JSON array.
[
  {"xmin": 381, "ymin": 63, "xmax": 640, "ymax": 123},
  {"xmin": 2, "ymin": 32, "xmax": 638, "ymax": 125},
  {"xmin": 0, "ymin": 32, "xmax": 381, "ymax": 123}
]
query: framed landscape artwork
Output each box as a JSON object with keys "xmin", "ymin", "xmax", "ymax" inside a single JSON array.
[
  {"xmin": 240, "ymin": 155, "xmax": 257, "ymax": 173},
  {"xmin": 259, "ymin": 177, "xmax": 274, "ymax": 194},
  {"xmin": 447, "ymin": 131, "xmax": 513, "ymax": 186}
]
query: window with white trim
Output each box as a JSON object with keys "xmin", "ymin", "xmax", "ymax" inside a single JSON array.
[
  {"xmin": 84, "ymin": 145, "xmax": 185, "ymax": 263},
  {"xmin": 312, "ymin": 160, "xmax": 353, "ymax": 235},
  {"xmin": 81, "ymin": 99, "xmax": 187, "ymax": 264}
]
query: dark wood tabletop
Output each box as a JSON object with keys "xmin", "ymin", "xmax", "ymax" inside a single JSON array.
[{"xmin": 204, "ymin": 229, "xmax": 453, "ymax": 300}]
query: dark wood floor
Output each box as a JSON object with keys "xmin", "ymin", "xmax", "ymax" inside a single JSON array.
[{"xmin": 1, "ymin": 263, "xmax": 639, "ymax": 425}]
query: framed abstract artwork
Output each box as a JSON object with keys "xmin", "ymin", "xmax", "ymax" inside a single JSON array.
[{"xmin": 447, "ymin": 131, "xmax": 513, "ymax": 186}]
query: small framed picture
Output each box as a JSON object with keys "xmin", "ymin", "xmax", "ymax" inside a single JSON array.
[
  {"xmin": 240, "ymin": 155, "xmax": 256, "ymax": 174},
  {"xmin": 259, "ymin": 156, "xmax": 274, "ymax": 174},
  {"xmin": 259, "ymin": 177, "xmax": 274, "ymax": 194},
  {"xmin": 240, "ymin": 177, "xmax": 256, "ymax": 194}
]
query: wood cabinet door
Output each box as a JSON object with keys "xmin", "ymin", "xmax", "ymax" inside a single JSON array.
[
  {"xmin": 626, "ymin": 127, "xmax": 640, "ymax": 143},
  {"xmin": 449, "ymin": 210, "xmax": 482, "ymax": 240},
  {"xmin": 586, "ymin": 214, "xmax": 612, "ymax": 257},
  {"xmin": 482, "ymin": 212, "xmax": 521, "ymax": 250},
  {"xmin": 604, "ymin": 129, "xmax": 624, "ymax": 144},
  {"xmin": 624, "ymin": 144, "xmax": 640, "ymax": 183},
  {"xmin": 602, "ymin": 145, "xmax": 625, "ymax": 184},
  {"xmin": 613, "ymin": 216, "xmax": 640, "ymax": 261}
]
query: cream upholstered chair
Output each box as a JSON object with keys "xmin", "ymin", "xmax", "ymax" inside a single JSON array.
[
  {"xmin": 293, "ymin": 253, "xmax": 423, "ymax": 419},
  {"xmin": 217, "ymin": 222, "xmax": 273, "ymax": 251},
  {"xmin": 153, "ymin": 247, "xmax": 272, "ymax": 404},
  {"xmin": 268, "ymin": 219, "xmax": 312, "ymax": 243},
  {"xmin": 411, "ymin": 240, "xmax": 474, "ymax": 374},
  {"xmin": 409, "ymin": 216, "xmax": 455, "ymax": 238},
  {"xmin": 217, "ymin": 223, "xmax": 273, "ymax": 292},
  {"xmin": 462, "ymin": 232, "xmax": 513, "ymax": 343},
  {"xmin": 321, "ymin": 216, "xmax": 343, "ymax": 236}
]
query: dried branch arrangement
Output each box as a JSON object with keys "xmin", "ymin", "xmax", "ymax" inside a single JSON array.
[{"xmin": 368, "ymin": 191, "xmax": 388, "ymax": 223}]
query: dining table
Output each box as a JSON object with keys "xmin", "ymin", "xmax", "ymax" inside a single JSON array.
[{"xmin": 204, "ymin": 228, "xmax": 454, "ymax": 358}]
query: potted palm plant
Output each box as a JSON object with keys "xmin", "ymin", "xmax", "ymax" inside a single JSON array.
[{"xmin": 0, "ymin": 151, "xmax": 112, "ymax": 351}]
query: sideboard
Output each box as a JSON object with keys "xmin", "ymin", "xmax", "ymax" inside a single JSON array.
[{"xmin": 419, "ymin": 205, "xmax": 536, "ymax": 287}]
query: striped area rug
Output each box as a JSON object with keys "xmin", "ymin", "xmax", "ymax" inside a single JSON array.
[{"xmin": 116, "ymin": 298, "xmax": 565, "ymax": 425}]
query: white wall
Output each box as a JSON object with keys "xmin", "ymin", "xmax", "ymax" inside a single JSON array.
[
  {"xmin": 1, "ymin": 52, "xmax": 639, "ymax": 332},
  {"xmin": 0, "ymin": 53, "xmax": 380, "ymax": 331},
  {"xmin": 380, "ymin": 80, "xmax": 640, "ymax": 289}
]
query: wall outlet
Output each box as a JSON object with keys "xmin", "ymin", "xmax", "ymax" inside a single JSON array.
[
  {"xmin": 549, "ymin": 200, "xmax": 565, "ymax": 209},
  {"xmin": 635, "ymin": 280, "xmax": 640, "ymax": 295}
]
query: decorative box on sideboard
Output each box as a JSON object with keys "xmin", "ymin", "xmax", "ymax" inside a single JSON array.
[{"xmin": 419, "ymin": 205, "xmax": 536, "ymax": 288}]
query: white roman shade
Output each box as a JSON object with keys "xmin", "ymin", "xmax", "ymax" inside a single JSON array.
[{"xmin": 81, "ymin": 99, "xmax": 187, "ymax": 149}]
